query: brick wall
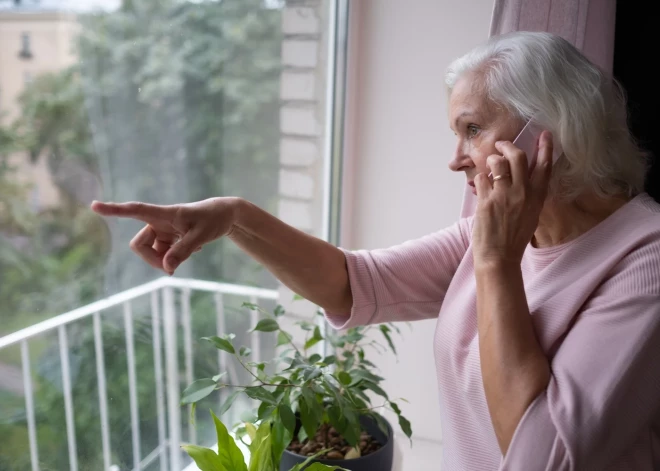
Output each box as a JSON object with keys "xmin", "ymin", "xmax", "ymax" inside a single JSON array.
[{"xmin": 277, "ymin": 1, "xmax": 330, "ymax": 320}]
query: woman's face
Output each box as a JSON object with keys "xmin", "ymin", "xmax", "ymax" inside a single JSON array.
[{"xmin": 448, "ymin": 74, "xmax": 523, "ymax": 195}]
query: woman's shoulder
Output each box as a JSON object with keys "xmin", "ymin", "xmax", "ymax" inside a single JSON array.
[
  {"xmin": 595, "ymin": 194, "xmax": 660, "ymax": 294},
  {"xmin": 617, "ymin": 193, "xmax": 660, "ymax": 240}
]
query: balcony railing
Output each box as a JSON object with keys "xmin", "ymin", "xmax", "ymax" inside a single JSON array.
[{"xmin": 0, "ymin": 277, "xmax": 278, "ymax": 471}]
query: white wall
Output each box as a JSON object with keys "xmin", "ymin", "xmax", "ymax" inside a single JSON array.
[{"xmin": 341, "ymin": 1, "xmax": 494, "ymax": 469}]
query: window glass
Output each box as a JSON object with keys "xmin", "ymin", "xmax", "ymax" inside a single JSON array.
[{"xmin": 0, "ymin": 1, "xmax": 335, "ymax": 469}]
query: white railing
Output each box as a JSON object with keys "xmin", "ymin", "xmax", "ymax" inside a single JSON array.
[{"xmin": 0, "ymin": 277, "xmax": 278, "ymax": 471}]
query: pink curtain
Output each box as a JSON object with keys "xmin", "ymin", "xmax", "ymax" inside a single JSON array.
[{"xmin": 459, "ymin": 0, "xmax": 617, "ymax": 218}]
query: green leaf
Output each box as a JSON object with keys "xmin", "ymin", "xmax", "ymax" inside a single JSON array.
[
  {"xmin": 240, "ymin": 410, "xmax": 258, "ymax": 424},
  {"xmin": 203, "ymin": 336, "xmax": 235, "ymax": 354},
  {"xmin": 212, "ymin": 372, "xmax": 227, "ymax": 382},
  {"xmin": 354, "ymin": 390, "xmax": 372, "ymax": 406},
  {"xmin": 389, "ymin": 322, "xmax": 402, "ymax": 335},
  {"xmin": 252, "ymin": 318, "xmax": 279, "ymax": 333},
  {"xmin": 274, "ymin": 305, "xmax": 286, "ymax": 317},
  {"xmin": 303, "ymin": 367, "xmax": 322, "ymax": 381},
  {"xmin": 350, "ymin": 369, "xmax": 385, "ymax": 385},
  {"xmin": 363, "ymin": 381, "xmax": 389, "ymax": 399},
  {"xmin": 257, "ymin": 402, "xmax": 276, "ymax": 421},
  {"xmin": 217, "ymin": 390, "xmax": 240, "ymax": 417},
  {"xmin": 287, "ymin": 355, "xmax": 307, "ymax": 370},
  {"xmin": 308, "ymin": 354, "xmax": 322, "ymax": 364},
  {"xmin": 327, "ymin": 406, "xmax": 341, "ymax": 428},
  {"xmin": 337, "ymin": 371, "xmax": 352, "ymax": 386},
  {"xmin": 299, "ymin": 400, "xmax": 318, "ymax": 439},
  {"xmin": 344, "ymin": 354, "xmax": 355, "ymax": 371},
  {"xmin": 390, "ymin": 402, "xmax": 401, "ymax": 415},
  {"xmin": 359, "ymin": 358, "xmax": 377, "ymax": 368},
  {"xmin": 244, "ymin": 386, "xmax": 278, "ymax": 405},
  {"xmin": 292, "ymin": 293, "xmax": 304, "ymax": 301},
  {"xmin": 289, "ymin": 450, "xmax": 340, "ymax": 471},
  {"xmin": 297, "ymin": 321, "xmax": 315, "ymax": 331},
  {"xmin": 323, "ymin": 355, "xmax": 336, "ymax": 365},
  {"xmin": 373, "ymin": 413, "xmax": 390, "ymax": 437},
  {"xmin": 211, "ymin": 410, "xmax": 248, "ymax": 471},
  {"xmin": 190, "ymin": 402, "xmax": 197, "ymax": 427},
  {"xmin": 181, "ymin": 379, "xmax": 217, "ymax": 405},
  {"xmin": 245, "ymin": 423, "xmax": 257, "ymax": 441},
  {"xmin": 278, "ymin": 404, "xmax": 296, "ymax": 437},
  {"xmin": 297, "ymin": 426, "xmax": 308, "ymax": 443},
  {"xmin": 379, "ymin": 324, "xmax": 397, "ymax": 354},
  {"xmin": 277, "ymin": 330, "xmax": 292, "ymax": 347},
  {"xmin": 181, "ymin": 444, "xmax": 226, "ymax": 471},
  {"xmin": 239, "ymin": 346, "xmax": 252, "ymax": 357},
  {"xmin": 303, "ymin": 338, "xmax": 321, "ymax": 350},
  {"xmin": 271, "ymin": 419, "xmax": 293, "ymax": 465},
  {"xmin": 398, "ymin": 414, "xmax": 413, "ymax": 442},
  {"xmin": 248, "ymin": 420, "xmax": 274, "ymax": 471},
  {"xmin": 304, "ymin": 326, "xmax": 324, "ymax": 350},
  {"xmin": 242, "ymin": 302, "xmax": 259, "ymax": 311},
  {"xmin": 341, "ymin": 421, "xmax": 359, "ymax": 447},
  {"xmin": 305, "ymin": 463, "xmax": 349, "ymax": 471}
]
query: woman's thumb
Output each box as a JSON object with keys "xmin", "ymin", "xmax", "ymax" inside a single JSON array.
[{"xmin": 164, "ymin": 230, "xmax": 203, "ymax": 274}]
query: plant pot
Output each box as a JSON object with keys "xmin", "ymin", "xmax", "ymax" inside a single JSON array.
[{"xmin": 279, "ymin": 415, "xmax": 394, "ymax": 471}]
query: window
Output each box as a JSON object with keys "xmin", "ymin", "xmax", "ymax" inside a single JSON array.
[
  {"xmin": 0, "ymin": 1, "xmax": 344, "ymax": 470},
  {"xmin": 19, "ymin": 32, "xmax": 32, "ymax": 59}
]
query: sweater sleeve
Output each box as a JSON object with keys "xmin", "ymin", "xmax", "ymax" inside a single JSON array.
[
  {"xmin": 501, "ymin": 262, "xmax": 660, "ymax": 470},
  {"xmin": 325, "ymin": 218, "xmax": 471, "ymax": 329}
]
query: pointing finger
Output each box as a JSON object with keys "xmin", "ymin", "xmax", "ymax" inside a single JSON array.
[{"xmin": 91, "ymin": 201, "xmax": 175, "ymax": 224}]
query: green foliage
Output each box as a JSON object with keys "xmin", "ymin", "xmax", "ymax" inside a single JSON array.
[
  {"xmin": 182, "ymin": 301, "xmax": 412, "ymax": 471},
  {"xmin": 183, "ymin": 379, "xmax": 221, "ymax": 405},
  {"xmin": 212, "ymin": 410, "xmax": 249, "ymax": 471},
  {"xmin": 185, "ymin": 412, "xmax": 346, "ymax": 471},
  {"xmin": 1, "ymin": 1, "xmax": 284, "ymax": 466}
]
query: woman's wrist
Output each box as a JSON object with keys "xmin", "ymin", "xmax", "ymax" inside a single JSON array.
[
  {"xmin": 219, "ymin": 196, "xmax": 247, "ymax": 239},
  {"xmin": 474, "ymin": 256, "xmax": 521, "ymax": 275}
]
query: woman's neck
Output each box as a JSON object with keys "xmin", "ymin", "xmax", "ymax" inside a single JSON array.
[{"xmin": 532, "ymin": 192, "xmax": 632, "ymax": 248}]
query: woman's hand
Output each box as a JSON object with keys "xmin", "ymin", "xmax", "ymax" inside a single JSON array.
[
  {"xmin": 91, "ymin": 197, "xmax": 242, "ymax": 275},
  {"xmin": 472, "ymin": 131, "xmax": 554, "ymax": 268}
]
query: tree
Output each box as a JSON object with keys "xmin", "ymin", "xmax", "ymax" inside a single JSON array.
[
  {"xmin": 0, "ymin": 0, "xmax": 285, "ymax": 469},
  {"xmin": 76, "ymin": 0, "xmax": 282, "ymax": 293}
]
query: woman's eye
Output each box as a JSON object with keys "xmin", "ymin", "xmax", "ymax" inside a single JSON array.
[{"xmin": 467, "ymin": 125, "xmax": 479, "ymax": 138}]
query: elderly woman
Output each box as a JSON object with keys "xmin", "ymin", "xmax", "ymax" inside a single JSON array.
[{"xmin": 92, "ymin": 32, "xmax": 660, "ymax": 470}]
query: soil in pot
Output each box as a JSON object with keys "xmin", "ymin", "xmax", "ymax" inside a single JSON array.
[{"xmin": 286, "ymin": 423, "xmax": 382, "ymax": 460}]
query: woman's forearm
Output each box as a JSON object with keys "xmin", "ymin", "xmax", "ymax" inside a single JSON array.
[
  {"xmin": 475, "ymin": 260, "xmax": 550, "ymax": 455},
  {"xmin": 227, "ymin": 198, "xmax": 352, "ymax": 315}
]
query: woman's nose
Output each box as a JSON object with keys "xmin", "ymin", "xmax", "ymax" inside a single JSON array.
[{"xmin": 449, "ymin": 143, "xmax": 473, "ymax": 172}]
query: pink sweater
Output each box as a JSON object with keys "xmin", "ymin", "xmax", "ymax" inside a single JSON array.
[{"xmin": 326, "ymin": 193, "xmax": 660, "ymax": 470}]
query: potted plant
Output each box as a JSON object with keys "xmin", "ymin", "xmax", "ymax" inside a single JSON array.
[
  {"xmin": 183, "ymin": 410, "xmax": 348, "ymax": 471},
  {"xmin": 180, "ymin": 301, "xmax": 412, "ymax": 471}
]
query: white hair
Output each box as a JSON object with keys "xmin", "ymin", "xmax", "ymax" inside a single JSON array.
[{"xmin": 445, "ymin": 31, "xmax": 648, "ymax": 200}]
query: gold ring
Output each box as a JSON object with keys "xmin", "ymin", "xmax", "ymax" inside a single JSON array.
[{"xmin": 492, "ymin": 173, "xmax": 511, "ymax": 182}]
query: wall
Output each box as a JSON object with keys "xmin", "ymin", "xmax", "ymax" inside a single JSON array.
[
  {"xmin": 341, "ymin": 1, "xmax": 494, "ymax": 469},
  {"xmin": 276, "ymin": 1, "xmax": 333, "ymax": 327}
]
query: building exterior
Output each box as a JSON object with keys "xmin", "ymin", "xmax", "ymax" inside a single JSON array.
[{"xmin": 0, "ymin": 5, "xmax": 79, "ymax": 209}]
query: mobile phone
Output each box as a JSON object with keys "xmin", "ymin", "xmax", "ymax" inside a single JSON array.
[{"xmin": 512, "ymin": 119, "xmax": 563, "ymax": 170}]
